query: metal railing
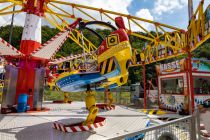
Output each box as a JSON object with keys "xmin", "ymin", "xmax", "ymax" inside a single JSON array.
[{"xmin": 109, "ymin": 109, "xmax": 200, "ymax": 140}]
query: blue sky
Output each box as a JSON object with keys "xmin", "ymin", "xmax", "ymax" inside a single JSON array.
[{"xmin": 127, "ymin": 0, "xmax": 209, "ymax": 29}]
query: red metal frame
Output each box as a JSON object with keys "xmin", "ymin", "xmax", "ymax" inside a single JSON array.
[
  {"xmin": 187, "ymin": 53, "xmax": 195, "ymax": 113},
  {"xmin": 192, "ymin": 71, "xmax": 210, "ymax": 74},
  {"xmin": 158, "ymin": 71, "xmax": 185, "ymax": 76}
]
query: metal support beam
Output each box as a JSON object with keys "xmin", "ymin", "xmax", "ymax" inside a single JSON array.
[
  {"xmin": 9, "ymin": 6, "xmax": 15, "ymax": 44},
  {"xmin": 143, "ymin": 63, "xmax": 147, "ymax": 109},
  {"xmin": 188, "ymin": 51, "xmax": 195, "ymax": 114},
  {"xmin": 188, "ymin": 0, "xmax": 194, "ymax": 21}
]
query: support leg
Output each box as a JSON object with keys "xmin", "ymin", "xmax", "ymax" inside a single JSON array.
[
  {"xmin": 108, "ymin": 92, "xmax": 113, "ymax": 108},
  {"xmin": 63, "ymin": 92, "xmax": 69, "ymax": 103},
  {"xmin": 83, "ymin": 91, "xmax": 99, "ymax": 125}
]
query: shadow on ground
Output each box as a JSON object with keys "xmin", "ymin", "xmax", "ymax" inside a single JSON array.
[{"xmin": 0, "ymin": 118, "xmax": 94, "ymax": 140}]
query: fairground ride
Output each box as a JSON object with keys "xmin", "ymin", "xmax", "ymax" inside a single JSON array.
[{"xmin": 0, "ymin": 0, "xmax": 209, "ymax": 124}]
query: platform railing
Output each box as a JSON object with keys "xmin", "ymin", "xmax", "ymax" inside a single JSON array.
[{"xmin": 109, "ymin": 109, "xmax": 201, "ymax": 140}]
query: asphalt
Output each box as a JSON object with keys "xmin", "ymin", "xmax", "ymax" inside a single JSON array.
[{"xmin": 200, "ymin": 108, "xmax": 210, "ymax": 132}]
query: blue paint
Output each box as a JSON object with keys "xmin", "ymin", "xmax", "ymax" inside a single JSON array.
[
  {"xmin": 56, "ymin": 69, "xmax": 120, "ymax": 92},
  {"xmin": 192, "ymin": 58, "xmax": 210, "ymax": 72},
  {"xmin": 17, "ymin": 94, "xmax": 30, "ymax": 113}
]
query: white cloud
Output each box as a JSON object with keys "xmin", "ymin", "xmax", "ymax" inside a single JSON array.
[
  {"xmin": 0, "ymin": 16, "xmax": 6, "ymax": 25},
  {"xmin": 136, "ymin": 9, "xmax": 154, "ymax": 21},
  {"xmin": 153, "ymin": 0, "xmax": 188, "ymax": 16},
  {"xmin": 0, "ymin": 0, "xmax": 132, "ymax": 26},
  {"xmin": 74, "ymin": 0, "xmax": 132, "ymax": 14},
  {"xmin": 134, "ymin": 9, "xmax": 154, "ymax": 31},
  {"xmin": 0, "ymin": 4, "xmax": 25, "ymax": 26},
  {"xmin": 152, "ymin": 0, "xmax": 209, "ymax": 17}
]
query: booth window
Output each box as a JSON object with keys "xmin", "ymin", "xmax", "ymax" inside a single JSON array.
[
  {"xmin": 193, "ymin": 77, "xmax": 210, "ymax": 95},
  {"xmin": 161, "ymin": 77, "xmax": 183, "ymax": 94}
]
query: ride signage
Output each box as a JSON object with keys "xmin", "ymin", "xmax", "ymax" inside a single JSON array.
[
  {"xmin": 156, "ymin": 60, "xmax": 182, "ymax": 75},
  {"xmin": 160, "ymin": 60, "xmax": 180, "ymax": 72}
]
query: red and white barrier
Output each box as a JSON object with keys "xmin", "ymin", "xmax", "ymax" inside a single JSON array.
[
  {"xmin": 96, "ymin": 104, "xmax": 116, "ymax": 110},
  {"xmin": 53, "ymin": 116, "xmax": 106, "ymax": 133}
]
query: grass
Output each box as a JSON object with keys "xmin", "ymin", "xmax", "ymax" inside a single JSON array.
[
  {"xmin": 0, "ymin": 88, "xmax": 131, "ymax": 105},
  {"xmin": 44, "ymin": 88, "xmax": 131, "ymax": 105}
]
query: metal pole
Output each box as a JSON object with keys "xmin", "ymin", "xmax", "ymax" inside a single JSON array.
[
  {"xmin": 188, "ymin": 52, "xmax": 195, "ymax": 114},
  {"xmin": 196, "ymin": 108, "xmax": 201, "ymax": 140},
  {"xmin": 80, "ymin": 31, "xmax": 86, "ymax": 69},
  {"xmin": 9, "ymin": 6, "xmax": 15, "ymax": 44},
  {"xmin": 143, "ymin": 64, "xmax": 147, "ymax": 109},
  {"xmin": 188, "ymin": 0, "xmax": 194, "ymax": 21},
  {"xmin": 190, "ymin": 109, "xmax": 197, "ymax": 140}
]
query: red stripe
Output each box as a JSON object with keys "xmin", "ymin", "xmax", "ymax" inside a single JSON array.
[
  {"xmin": 58, "ymin": 124, "xmax": 63, "ymax": 131},
  {"xmin": 79, "ymin": 126, "xmax": 86, "ymax": 131},
  {"xmin": 20, "ymin": 40, "xmax": 41, "ymax": 55},
  {"xmin": 53, "ymin": 123, "xmax": 57, "ymax": 129},
  {"xmin": 93, "ymin": 123, "xmax": 98, "ymax": 128},
  {"xmin": 87, "ymin": 124, "xmax": 92, "ymax": 129},
  {"xmin": 71, "ymin": 126, "xmax": 77, "ymax": 132},
  {"xmin": 63, "ymin": 126, "xmax": 67, "ymax": 132},
  {"xmin": 98, "ymin": 122, "xmax": 103, "ymax": 126}
]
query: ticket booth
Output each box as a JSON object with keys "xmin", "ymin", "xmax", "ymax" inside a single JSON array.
[{"xmin": 156, "ymin": 58, "xmax": 210, "ymax": 113}]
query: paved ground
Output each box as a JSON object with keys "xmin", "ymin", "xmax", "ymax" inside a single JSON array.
[
  {"xmin": 200, "ymin": 108, "xmax": 210, "ymax": 132},
  {"xmin": 0, "ymin": 102, "xmax": 149, "ymax": 140}
]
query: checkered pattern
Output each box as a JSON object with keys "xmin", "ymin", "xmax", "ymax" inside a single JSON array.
[
  {"xmin": 53, "ymin": 116, "xmax": 106, "ymax": 133},
  {"xmin": 0, "ymin": 37, "xmax": 23, "ymax": 56}
]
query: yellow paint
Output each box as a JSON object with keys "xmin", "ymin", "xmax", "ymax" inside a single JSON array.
[
  {"xmin": 148, "ymin": 110, "xmax": 154, "ymax": 115},
  {"xmin": 98, "ymin": 41, "xmax": 132, "ymax": 88},
  {"xmin": 107, "ymin": 58, "xmax": 114, "ymax": 73},
  {"xmin": 47, "ymin": 82, "xmax": 55, "ymax": 90},
  {"xmin": 107, "ymin": 91, "xmax": 113, "ymax": 107},
  {"xmin": 63, "ymin": 92, "xmax": 69, "ymax": 103},
  {"xmin": 106, "ymin": 34, "xmax": 119, "ymax": 47},
  {"xmin": 83, "ymin": 90, "xmax": 99, "ymax": 125},
  {"xmin": 141, "ymin": 109, "xmax": 166, "ymax": 115},
  {"xmin": 156, "ymin": 110, "xmax": 166, "ymax": 115},
  {"xmin": 83, "ymin": 105, "xmax": 99, "ymax": 125},
  {"xmin": 0, "ymin": 84, "xmax": 3, "ymax": 102},
  {"xmin": 101, "ymin": 59, "xmax": 107, "ymax": 74}
]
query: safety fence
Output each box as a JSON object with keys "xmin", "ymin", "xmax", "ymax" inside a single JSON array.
[
  {"xmin": 109, "ymin": 109, "xmax": 201, "ymax": 140},
  {"xmin": 112, "ymin": 86, "xmax": 131, "ymax": 105}
]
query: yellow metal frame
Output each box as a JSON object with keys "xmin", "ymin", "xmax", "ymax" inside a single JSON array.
[
  {"xmin": 188, "ymin": 1, "xmax": 208, "ymax": 52},
  {"xmin": 45, "ymin": 0, "xmax": 188, "ymax": 64},
  {"xmin": 0, "ymin": 0, "xmax": 209, "ymax": 66}
]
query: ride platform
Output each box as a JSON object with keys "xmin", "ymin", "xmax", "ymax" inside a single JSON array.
[
  {"xmin": 96, "ymin": 103, "xmax": 116, "ymax": 110},
  {"xmin": 0, "ymin": 101, "xmax": 149, "ymax": 140}
]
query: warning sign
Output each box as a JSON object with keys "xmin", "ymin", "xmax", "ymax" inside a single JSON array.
[{"xmin": 107, "ymin": 34, "xmax": 119, "ymax": 47}]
